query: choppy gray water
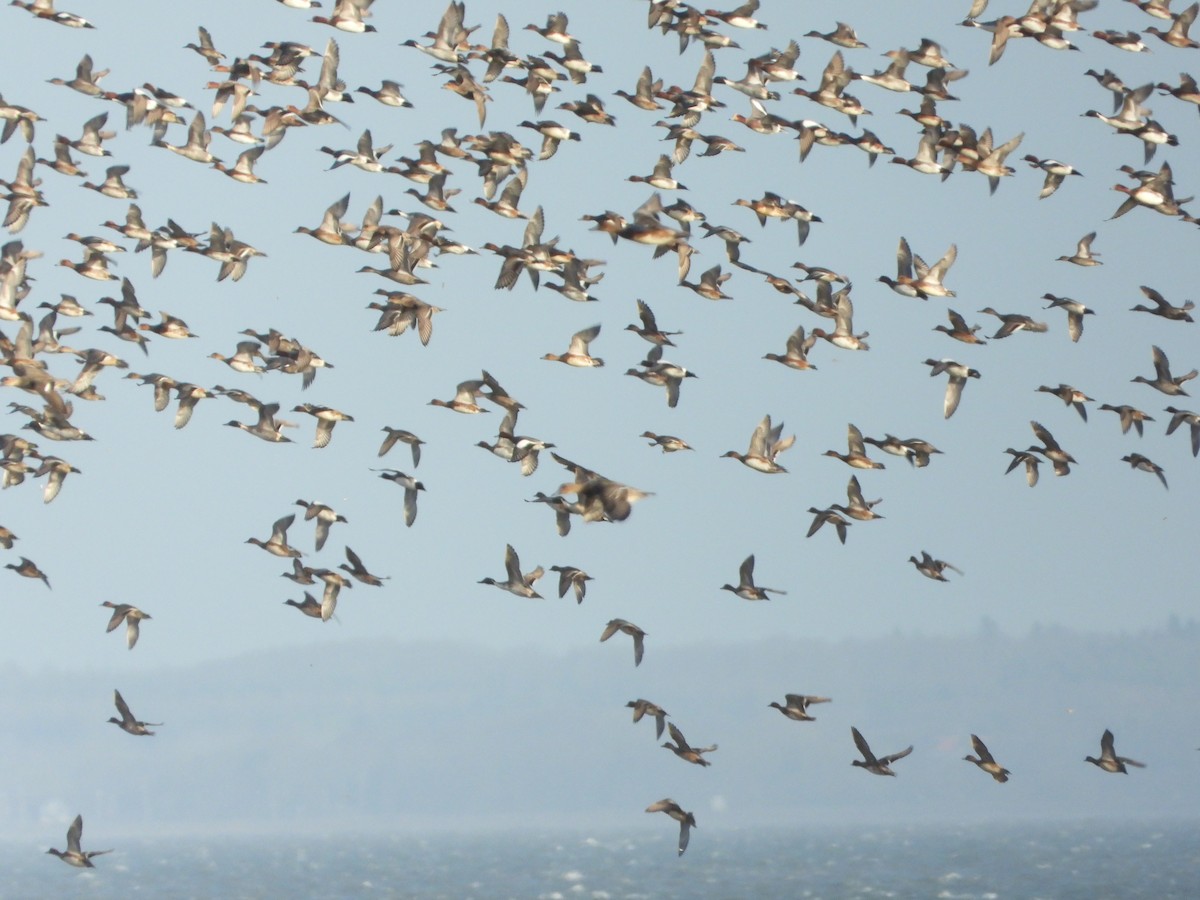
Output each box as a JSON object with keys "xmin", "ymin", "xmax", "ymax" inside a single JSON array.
[{"xmin": 4, "ymin": 820, "xmax": 1197, "ymax": 899}]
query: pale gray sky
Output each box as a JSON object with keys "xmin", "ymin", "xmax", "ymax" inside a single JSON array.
[
  {"xmin": 0, "ymin": 0, "xmax": 1195, "ymax": 670},
  {"xmin": 0, "ymin": 0, "xmax": 1196, "ymax": 843}
]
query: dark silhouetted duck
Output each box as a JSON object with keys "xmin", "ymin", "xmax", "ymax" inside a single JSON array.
[
  {"xmin": 645, "ymin": 799, "xmax": 695, "ymax": 856},
  {"xmin": 378, "ymin": 427, "xmax": 424, "ymax": 466},
  {"xmin": 1086, "ymin": 729, "xmax": 1145, "ymax": 773},
  {"xmin": 281, "ymin": 558, "xmax": 316, "ymax": 586},
  {"xmin": 554, "ymin": 455, "xmax": 653, "ymax": 523},
  {"xmin": 721, "ymin": 554, "xmax": 786, "ymax": 600},
  {"xmin": 600, "ymin": 618, "xmax": 646, "ymax": 666},
  {"xmin": 46, "ymin": 815, "xmax": 109, "ymax": 868},
  {"xmin": 851, "ymin": 726, "xmax": 912, "ymax": 775},
  {"xmin": 1130, "ymin": 286, "xmax": 1194, "ymax": 323},
  {"xmin": 108, "ymin": 689, "xmax": 160, "ymax": 736},
  {"xmin": 340, "ymin": 546, "xmax": 388, "ymax": 586},
  {"xmin": 625, "ymin": 299, "xmax": 680, "ymax": 346},
  {"xmin": 1132, "ymin": 345, "xmax": 1197, "ymax": 396},
  {"xmin": 964, "ymin": 734, "xmax": 1010, "ymax": 782},
  {"xmin": 1037, "ymin": 384, "xmax": 1093, "ymax": 421},
  {"xmin": 284, "ymin": 592, "xmax": 324, "ymax": 619},
  {"xmin": 6, "ymin": 555, "xmax": 49, "ymax": 588},
  {"xmin": 806, "ymin": 506, "xmax": 851, "ymax": 543},
  {"xmin": 979, "ymin": 307, "xmax": 1048, "ymax": 339},
  {"xmin": 663, "ymin": 722, "xmax": 717, "ymax": 766},
  {"xmin": 1121, "ymin": 453, "xmax": 1168, "ymax": 489},
  {"xmin": 1165, "ymin": 407, "xmax": 1200, "ymax": 456},
  {"xmin": 909, "ymin": 551, "xmax": 962, "ymax": 582},
  {"xmin": 627, "ymin": 699, "xmax": 669, "ymax": 739},
  {"xmin": 1098, "ymin": 404, "xmax": 1154, "ymax": 437},
  {"xmin": 769, "ymin": 694, "xmax": 831, "ymax": 722}
]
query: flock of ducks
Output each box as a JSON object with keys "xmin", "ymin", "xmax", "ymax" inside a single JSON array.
[{"xmin": 2, "ymin": 0, "xmax": 1195, "ymax": 864}]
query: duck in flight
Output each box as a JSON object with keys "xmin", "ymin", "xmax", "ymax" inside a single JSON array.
[
  {"xmin": 851, "ymin": 726, "xmax": 912, "ymax": 776},
  {"xmin": 600, "ymin": 618, "xmax": 646, "ymax": 666},
  {"xmin": 721, "ymin": 554, "xmax": 786, "ymax": 600},
  {"xmin": 108, "ymin": 689, "xmax": 161, "ymax": 736},
  {"xmin": 645, "ymin": 798, "xmax": 696, "ymax": 856},
  {"xmin": 46, "ymin": 815, "xmax": 110, "ymax": 868},
  {"xmin": 663, "ymin": 722, "xmax": 717, "ymax": 766},
  {"xmin": 1086, "ymin": 729, "xmax": 1146, "ymax": 774},
  {"xmin": 722, "ymin": 414, "xmax": 794, "ymax": 473},
  {"xmin": 964, "ymin": 734, "xmax": 1010, "ymax": 782},
  {"xmin": 479, "ymin": 544, "xmax": 543, "ymax": 598},
  {"xmin": 100, "ymin": 601, "xmax": 151, "ymax": 649},
  {"xmin": 627, "ymin": 699, "xmax": 669, "ymax": 739},
  {"xmin": 769, "ymin": 694, "xmax": 831, "ymax": 722},
  {"xmin": 909, "ymin": 551, "xmax": 963, "ymax": 582}
]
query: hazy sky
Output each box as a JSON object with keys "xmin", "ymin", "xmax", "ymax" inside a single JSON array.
[
  {"xmin": 0, "ymin": 0, "xmax": 1197, "ymax": 848},
  {"xmin": 1, "ymin": 0, "xmax": 1196, "ymax": 670}
]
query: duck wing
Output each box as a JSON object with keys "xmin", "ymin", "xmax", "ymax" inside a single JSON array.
[
  {"xmin": 851, "ymin": 726, "xmax": 877, "ymax": 764},
  {"xmin": 880, "ymin": 745, "xmax": 913, "ymax": 766}
]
